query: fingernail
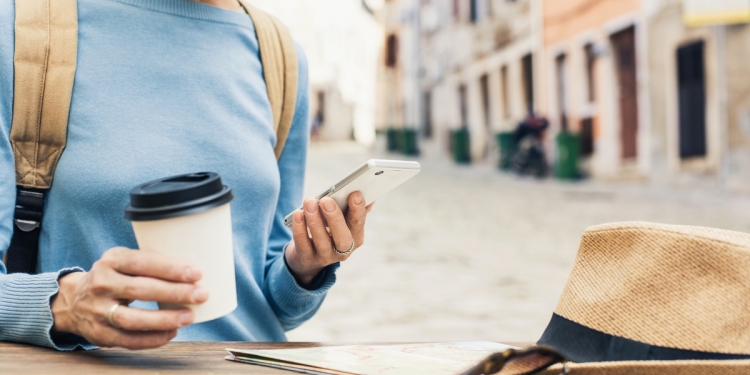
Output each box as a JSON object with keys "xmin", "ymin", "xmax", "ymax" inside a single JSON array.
[
  {"xmin": 320, "ymin": 199, "xmax": 336, "ymax": 212},
  {"xmin": 304, "ymin": 199, "xmax": 318, "ymax": 213},
  {"xmin": 192, "ymin": 287, "xmax": 209, "ymax": 303},
  {"xmin": 179, "ymin": 312, "xmax": 193, "ymax": 326},
  {"xmin": 183, "ymin": 267, "xmax": 194, "ymax": 281},
  {"xmin": 353, "ymin": 193, "xmax": 364, "ymax": 204}
]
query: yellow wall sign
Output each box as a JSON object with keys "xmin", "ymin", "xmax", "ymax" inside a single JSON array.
[{"xmin": 683, "ymin": 0, "xmax": 750, "ymax": 27}]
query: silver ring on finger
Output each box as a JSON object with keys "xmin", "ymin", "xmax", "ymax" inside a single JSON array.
[
  {"xmin": 333, "ymin": 238, "xmax": 355, "ymax": 256},
  {"xmin": 107, "ymin": 303, "xmax": 123, "ymax": 329}
]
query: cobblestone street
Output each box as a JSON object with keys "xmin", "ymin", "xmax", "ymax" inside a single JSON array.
[{"xmin": 286, "ymin": 142, "xmax": 750, "ymax": 343}]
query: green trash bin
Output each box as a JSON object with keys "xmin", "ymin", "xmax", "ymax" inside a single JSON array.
[
  {"xmin": 451, "ymin": 128, "xmax": 471, "ymax": 164},
  {"xmin": 496, "ymin": 132, "xmax": 515, "ymax": 171},
  {"xmin": 400, "ymin": 128, "xmax": 419, "ymax": 156},
  {"xmin": 556, "ymin": 132, "xmax": 581, "ymax": 180},
  {"xmin": 386, "ymin": 128, "xmax": 400, "ymax": 152}
]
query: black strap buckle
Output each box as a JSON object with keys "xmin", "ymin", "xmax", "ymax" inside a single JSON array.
[
  {"xmin": 6, "ymin": 188, "xmax": 47, "ymax": 274},
  {"xmin": 15, "ymin": 219, "xmax": 41, "ymax": 232},
  {"xmin": 14, "ymin": 189, "xmax": 45, "ymax": 232}
]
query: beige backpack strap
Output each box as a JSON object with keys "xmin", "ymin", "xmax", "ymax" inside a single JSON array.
[
  {"xmin": 11, "ymin": 0, "xmax": 78, "ymax": 189},
  {"xmin": 240, "ymin": 1, "xmax": 299, "ymax": 160}
]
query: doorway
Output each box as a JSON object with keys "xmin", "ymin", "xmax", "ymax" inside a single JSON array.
[
  {"xmin": 385, "ymin": 34, "xmax": 398, "ymax": 68},
  {"xmin": 500, "ymin": 65, "xmax": 510, "ymax": 120},
  {"xmin": 610, "ymin": 26, "xmax": 639, "ymax": 160},
  {"xmin": 479, "ymin": 74, "xmax": 491, "ymax": 130},
  {"xmin": 458, "ymin": 84, "xmax": 468, "ymax": 128},
  {"xmin": 555, "ymin": 53, "xmax": 568, "ymax": 132},
  {"xmin": 422, "ymin": 91, "xmax": 433, "ymax": 139},
  {"xmin": 479, "ymin": 74, "xmax": 491, "ymax": 158},
  {"xmin": 521, "ymin": 53, "xmax": 534, "ymax": 116},
  {"xmin": 677, "ymin": 41, "xmax": 707, "ymax": 159}
]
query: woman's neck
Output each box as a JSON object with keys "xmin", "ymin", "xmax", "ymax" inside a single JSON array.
[{"xmin": 193, "ymin": 0, "xmax": 242, "ymax": 11}]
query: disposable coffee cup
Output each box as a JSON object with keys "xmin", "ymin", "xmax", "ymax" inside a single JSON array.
[{"xmin": 124, "ymin": 172, "xmax": 237, "ymax": 323}]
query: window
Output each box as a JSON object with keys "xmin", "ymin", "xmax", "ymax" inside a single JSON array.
[
  {"xmin": 470, "ymin": 0, "xmax": 490, "ymax": 23},
  {"xmin": 500, "ymin": 65, "xmax": 510, "ymax": 119},
  {"xmin": 385, "ymin": 34, "xmax": 398, "ymax": 68}
]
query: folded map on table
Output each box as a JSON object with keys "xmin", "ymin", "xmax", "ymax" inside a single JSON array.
[{"xmin": 225, "ymin": 341, "xmax": 516, "ymax": 375}]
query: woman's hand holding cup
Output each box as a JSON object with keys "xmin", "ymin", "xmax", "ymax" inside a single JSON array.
[
  {"xmin": 50, "ymin": 247, "xmax": 208, "ymax": 349},
  {"xmin": 286, "ymin": 192, "xmax": 373, "ymax": 286}
]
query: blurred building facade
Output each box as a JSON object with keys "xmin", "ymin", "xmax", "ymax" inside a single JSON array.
[
  {"xmin": 256, "ymin": 0, "xmax": 382, "ymax": 144},
  {"xmin": 376, "ymin": 0, "xmax": 543, "ymax": 160},
  {"xmin": 542, "ymin": 0, "xmax": 646, "ymax": 179},
  {"xmin": 375, "ymin": 0, "xmax": 428, "ymax": 154},
  {"xmin": 646, "ymin": 0, "xmax": 750, "ymax": 193},
  {"xmin": 377, "ymin": 0, "xmax": 750, "ymax": 193}
]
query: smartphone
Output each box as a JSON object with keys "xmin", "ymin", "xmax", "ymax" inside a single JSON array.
[{"xmin": 284, "ymin": 159, "xmax": 421, "ymax": 227}]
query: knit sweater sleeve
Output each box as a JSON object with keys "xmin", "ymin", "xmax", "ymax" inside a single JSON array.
[
  {"xmin": 262, "ymin": 45, "xmax": 338, "ymax": 331},
  {"xmin": 0, "ymin": 1, "xmax": 94, "ymax": 351},
  {"xmin": 0, "ymin": 270, "xmax": 94, "ymax": 350}
]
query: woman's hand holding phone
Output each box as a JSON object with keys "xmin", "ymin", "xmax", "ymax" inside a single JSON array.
[{"xmin": 284, "ymin": 191, "xmax": 374, "ymax": 286}]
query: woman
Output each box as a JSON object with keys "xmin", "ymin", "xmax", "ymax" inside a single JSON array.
[{"xmin": 0, "ymin": 0, "xmax": 370, "ymax": 350}]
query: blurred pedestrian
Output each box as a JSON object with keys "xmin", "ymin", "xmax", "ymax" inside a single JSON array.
[{"xmin": 512, "ymin": 113, "xmax": 550, "ymax": 177}]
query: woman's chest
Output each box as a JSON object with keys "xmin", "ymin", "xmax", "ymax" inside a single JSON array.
[
  {"xmin": 42, "ymin": 3, "xmax": 282, "ymax": 227},
  {"xmin": 48, "ymin": 40, "xmax": 281, "ymax": 224}
]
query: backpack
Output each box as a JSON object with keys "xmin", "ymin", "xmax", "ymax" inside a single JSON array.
[{"xmin": 5, "ymin": 0, "xmax": 299, "ymax": 274}]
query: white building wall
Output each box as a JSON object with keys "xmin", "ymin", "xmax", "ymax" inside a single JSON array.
[{"xmin": 253, "ymin": 0, "xmax": 382, "ymax": 145}]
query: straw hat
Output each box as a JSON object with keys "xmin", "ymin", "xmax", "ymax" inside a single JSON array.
[{"xmin": 534, "ymin": 222, "xmax": 750, "ymax": 374}]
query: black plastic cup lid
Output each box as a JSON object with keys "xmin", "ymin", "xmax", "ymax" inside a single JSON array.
[{"xmin": 124, "ymin": 172, "xmax": 234, "ymax": 221}]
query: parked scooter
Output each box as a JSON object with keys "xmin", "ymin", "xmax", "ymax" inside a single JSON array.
[{"xmin": 511, "ymin": 114, "xmax": 550, "ymax": 178}]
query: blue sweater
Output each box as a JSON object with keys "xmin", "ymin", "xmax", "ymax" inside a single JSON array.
[{"xmin": 0, "ymin": 0, "xmax": 336, "ymax": 350}]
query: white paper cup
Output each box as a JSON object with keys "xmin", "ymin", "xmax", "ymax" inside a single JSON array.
[{"xmin": 125, "ymin": 172, "xmax": 237, "ymax": 323}]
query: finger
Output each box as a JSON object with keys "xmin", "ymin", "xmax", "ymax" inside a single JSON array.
[
  {"xmin": 302, "ymin": 197, "xmax": 334, "ymax": 256},
  {"xmin": 92, "ymin": 324, "xmax": 178, "ymax": 350},
  {"xmin": 102, "ymin": 247, "xmax": 202, "ymax": 283},
  {"xmin": 291, "ymin": 210, "xmax": 314, "ymax": 256},
  {"xmin": 319, "ymin": 197, "xmax": 354, "ymax": 254},
  {"xmin": 111, "ymin": 304, "xmax": 194, "ymax": 331},
  {"xmin": 108, "ymin": 272, "xmax": 208, "ymax": 305},
  {"xmin": 346, "ymin": 192, "xmax": 368, "ymax": 248},
  {"xmin": 366, "ymin": 202, "xmax": 375, "ymax": 213}
]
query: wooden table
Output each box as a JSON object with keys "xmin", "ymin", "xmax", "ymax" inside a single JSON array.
[{"xmin": 0, "ymin": 341, "xmax": 530, "ymax": 374}]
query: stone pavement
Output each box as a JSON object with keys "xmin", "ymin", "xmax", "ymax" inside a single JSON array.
[{"xmin": 286, "ymin": 142, "xmax": 750, "ymax": 343}]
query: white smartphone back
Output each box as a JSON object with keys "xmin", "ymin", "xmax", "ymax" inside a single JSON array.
[{"xmin": 284, "ymin": 159, "xmax": 421, "ymax": 227}]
